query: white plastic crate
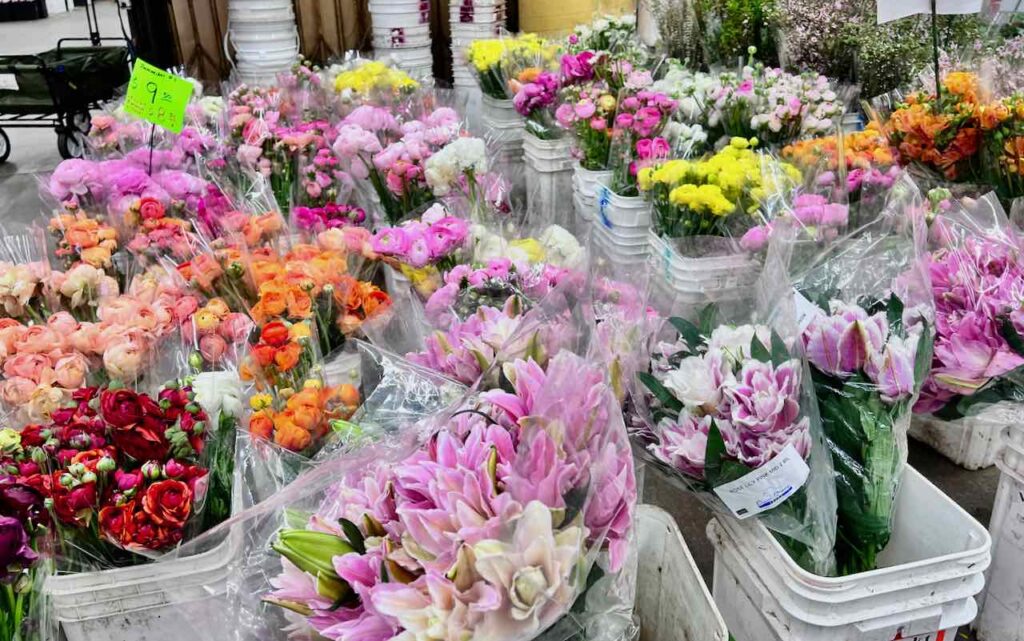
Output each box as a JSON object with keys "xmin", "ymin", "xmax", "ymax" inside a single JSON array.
[
  {"xmin": 976, "ymin": 455, "xmax": 1024, "ymax": 641},
  {"xmin": 909, "ymin": 402, "xmax": 1024, "ymax": 470},
  {"xmin": 635, "ymin": 505, "xmax": 728, "ymax": 641},
  {"xmin": 708, "ymin": 467, "xmax": 990, "ymax": 641}
]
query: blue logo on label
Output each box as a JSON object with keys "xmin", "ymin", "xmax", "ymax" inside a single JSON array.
[
  {"xmin": 757, "ymin": 485, "xmax": 794, "ymax": 509},
  {"xmin": 598, "ymin": 187, "xmax": 612, "ymax": 229}
]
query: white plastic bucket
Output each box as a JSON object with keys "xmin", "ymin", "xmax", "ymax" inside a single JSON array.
[
  {"xmin": 709, "ymin": 467, "xmax": 990, "ymax": 641},
  {"xmin": 635, "ymin": 505, "xmax": 729, "ymax": 641},
  {"xmin": 596, "ymin": 186, "xmax": 652, "ymax": 232},
  {"xmin": 648, "ymin": 232, "xmax": 761, "ymax": 294},
  {"xmin": 481, "ymin": 95, "xmax": 523, "ymax": 127},
  {"xmin": 976, "ymin": 461, "xmax": 1024, "ymax": 641},
  {"xmin": 909, "ymin": 402, "xmax": 1024, "ymax": 470},
  {"xmin": 373, "ymin": 24, "xmax": 430, "ymax": 38},
  {"xmin": 46, "ymin": 529, "xmax": 241, "ymax": 641},
  {"xmin": 450, "ymin": 6, "xmax": 506, "ymax": 22},
  {"xmin": 522, "ymin": 133, "xmax": 573, "ymax": 167}
]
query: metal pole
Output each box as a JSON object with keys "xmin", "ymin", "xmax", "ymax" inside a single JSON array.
[{"xmin": 932, "ymin": 0, "xmax": 941, "ymax": 100}]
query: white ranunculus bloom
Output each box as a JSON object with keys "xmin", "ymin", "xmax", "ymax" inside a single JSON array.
[
  {"xmin": 663, "ymin": 354, "xmax": 722, "ymax": 410},
  {"xmin": 708, "ymin": 324, "xmax": 772, "ymax": 364},
  {"xmin": 193, "ymin": 370, "xmax": 243, "ymax": 419}
]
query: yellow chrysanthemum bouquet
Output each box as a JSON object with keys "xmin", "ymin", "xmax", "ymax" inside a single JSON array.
[
  {"xmin": 465, "ymin": 34, "xmax": 557, "ymax": 100},
  {"xmin": 639, "ymin": 137, "xmax": 803, "ymax": 238}
]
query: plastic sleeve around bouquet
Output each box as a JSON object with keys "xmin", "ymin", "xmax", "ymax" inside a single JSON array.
[
  {"xmin": 632, "ymin": 222, "xmax": 838, "ymax": 576},
  {"xmin": 785, "ymin": 173, "xmax": 934, "ymax": 575},
  {"xmin": 916, "ymin": 191, "xmax": 1024, "ymax": 421},
  {"xmin": 172, "ymin": 318, "xmax": 637, "ymax": 641}
]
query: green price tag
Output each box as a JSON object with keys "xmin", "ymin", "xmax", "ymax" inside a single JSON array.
[{"xmin": 124, "ymin": 59, "xmax": 194, "ymax": 134}]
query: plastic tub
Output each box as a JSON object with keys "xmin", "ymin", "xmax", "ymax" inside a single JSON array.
[
  {"xmin": 976, "ymin": 462, "xmax": 1024, "ymax": 641},
  {"xmin": 708, "ymin": 467, "xmax": 990, "ymax": 641},
  {"xmin": 373, "ymin": 34, "xmax": 431, "ymax": 49},
  {"xmin": 373, "ymin": 23, "xmax": 430, "ymax": 37},
  {"xmin": 451, "ymin": 6, "xmax": 506, "ymax": 22},
  {"xmin": 909, "ymin": 402, "xmax": 1024, "ymax": 470},
  {"xmin": 46, "ymin": 528, "xmax": 241, "ymax": 641},
  {"xmin": 481, "ymin": 95, "xmax": 523, "ymax": 128},
  {"xmin": 369, "ymin": 6, "xmax": 430, "ymax": 27},
  {"xmin": 712, "ymin": 522, "xmax": 978, "ymax": 641},
  {"xmin": 635, "ymin": 505, "xmax": 729, "ymax": 641},
  {"xmin": 522, "ymin": 133, "xmax": 573, "ymax": 166},
  {"xmin": 574, "ymin": 164, "xmax": 612, "ymax": 200},
  {"xmin": 648, "ymin": 232, "xmax": 761, "ymax": 294}
]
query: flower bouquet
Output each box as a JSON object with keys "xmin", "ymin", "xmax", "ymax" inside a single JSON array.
[
  {"xmin": 790, "ymin": 191, "xmax": 935, "ymax": 574},
  {"xmin": 465, "ymin": 34, "xmax": 553, "ymax": 101},
  {"xmin": 606, "ymin": 89, "xmax": 677, "ymax": 197},
  {"xmin": 330, "ymin": 59, "xmax": 420, "ymax": 109},
  {"xmin": 908, "ymin": 194, "xmax": 1024, "ymax": 467},
  {"xmin": 636, "ymin": 305, "xmax": 837, "ymax": 575},
  {"xmin": 243, "ymin": 348, "xmax": 636, "ymax": 641},
  {"xmin": 0, "ymin": 430, "xmax": 51, "ymax": 641},
  {"xmin": 371, "ymin": 203, "xmax": 471, "ymax": 297}
]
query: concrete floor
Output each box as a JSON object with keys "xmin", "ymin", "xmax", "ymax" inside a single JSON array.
[
  {"xmin": 0, "ymin": 0, "xmax": 127, "ymax": 224},
  {"xmin": 0, "ymin": 5, "xmax": 1005, "ymax": 641}
]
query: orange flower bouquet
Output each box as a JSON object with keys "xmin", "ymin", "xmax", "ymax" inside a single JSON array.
[
  {"xmin": 885, "ymin": 72, "xmax": 983, "ymax": 182},
  {"xmin": 48, "ymin": 207, "xmax": 120, "ymax": 273},
  {"xmin": 247, "ymin": 381, "xmax": 360, "ymax": 453},
  {"xmin": 979, "ymin": 94, "xmax": 1024, "ymax": 200}
]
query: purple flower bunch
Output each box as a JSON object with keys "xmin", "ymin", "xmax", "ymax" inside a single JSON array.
[
  {"xmin": 560, "ymin": 51, "xmax": 595, "ymax": 83},
  {"xmin": 293, "ymin": 203, "xmax": 367, "ymax": 232},
  {"xmin": 916, "ymin": 237, "xmax": 1024, "ymax": 413},
  {"xmin": 267, "ymin": 351, "xmax": 635, "ymax": 641},
  {"xmin": 644, "ymin": 323, "xmax": 812, "ymax": 478},
  {"xmin": 370, "ymin": 205, "xmax": 470, "ymax": 269},
  {"xmin": 513, "ymin": 71, "xmax": 560, "ymax": 118}
]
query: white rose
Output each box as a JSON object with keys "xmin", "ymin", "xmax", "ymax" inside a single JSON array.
[{"xmin": 663, "ymin": 355, "xmax": 722, "ymax": 410}]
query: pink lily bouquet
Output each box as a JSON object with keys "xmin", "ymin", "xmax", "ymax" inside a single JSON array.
[
  {"xmin": 264, "ymin": 350, "xmax": 636, "ymax": 641},
  {"xmin": 917, "ymin": 227, "xmax": 1024, "ymax": 418},
  {"xmin": 638, "ymin": 309, "xmax": 836, "ymax": 575},
  {"xmin": 800, "ymin": 294, "xmax": 932, "ymax": 575}
]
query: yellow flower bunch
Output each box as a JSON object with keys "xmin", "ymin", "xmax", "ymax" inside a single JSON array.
[
  {"xmin": 466, "ymin": 33, "xmax": 554, "ymax": 73},
  {"xmin": 667, "ymin": 184, "xmax": 735, "ymax": 216},
  {"xmin": 642, "ymin": 137, "xmax": 804, "ymax": 237},
  {"xmin": 333, "ymin": 61, "xmax": 418, "ymax": 95}
]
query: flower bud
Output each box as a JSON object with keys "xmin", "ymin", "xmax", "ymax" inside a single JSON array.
[
  {"xmin": 59, "ymin": 474, "xmax": 74, "ymax": 488},
  {"xmin": 141, "ymin": 461, "xmax": 162, "ymax": 480},
  {"xmin": 164, "ymin": 459, "xmax": 186, "ymax": 478},
  {"xmin": 191, "ymin": 421, "xmax": 205, "ymax": 435},
  {"xmin": 81, "ymin": 471, "xmax": 97, "ymax": 484},
  {"xmin": 31, "ymin": 449, "xmax": 47, "ymax": 464},
  {"xmin": 271, "ymin": 529, "xmax": 353, "ymax": 600},
  {"xmin": 186, "ymin": 403, "xmax": 200, "ymax": 414},
  {"xmin": 68, "ymin": 463, "xmax": 86, "ymax": 477},
  {"xmin": 96, "ymin": 457, "xmax": 117, "ymax": 473}
]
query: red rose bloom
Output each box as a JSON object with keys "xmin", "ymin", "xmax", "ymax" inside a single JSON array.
[
  {"xmin": 99, "ymin": 501, "xmax": 137, "ymax": 546},
  {"xmin": 71, "ymin": 387, "xmax": 98, "ymax": 403},
  {"xmin": 17, "ymin": 425, "xmax": 47, "ymax": 447},
  {"xmin": 141, "ymin": 479, "xmax": 192, "ymax": 528},
  {"xmin": 138, "ymin": 197, "xmax": 166, "ymax": 221},
  {"xmin": 100, "ymin": 389, "xmax": 145, "ymax": 428},
  {"xmin": 130, "ymin": 513, "xmax": 181, "ymax": 550}
]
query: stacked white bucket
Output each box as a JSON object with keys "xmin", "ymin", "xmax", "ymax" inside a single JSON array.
[
  {"xmin": 710, "ymin": 467, "xmax": 991, "ymax": 641},
  {"xmin": 590, "ymin": 184, "xmax": 651, "ymax": 271},
  {"xmin": 976, "ymin": 419, "xmax": 1024, "ymax": 641},
  {"xmin": 480, "ymin": 95, "xmax": 526, "ymax": 203},
  {"xmin": 449, "ymin": 0, "xmax": 500, "ymax": 135},
  {"xmin": 572, "ymin": 165, "xmax": 610, "ymax": 235},
  {"xmin": 227, "ymin": 0, "xmax": 301, "ymax": 85},
  {"xmin": 523, "ymin": 134, "xmax": 573, "ymax": 227},
  {"xmin": 369, "ymin": 0, "xmax": 433, "ymax": 78}
]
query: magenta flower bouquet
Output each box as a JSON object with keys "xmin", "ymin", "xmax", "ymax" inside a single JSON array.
[
  {"xmin": 638, "ymin": 307, "xmax": 837, "ymax": 575},
  {"xmin": 607, "ymin": 90, "xmax": 676, "ymax": 196},
  {"xmin": 371, "ymin": 204, "xmax": 471, "ymax": 272},
  {"xmin": 513, "ymin": 71, "xmax": 563, "ymax": 140},
  {"xmin": 261, "ymin": 350, "xmax": 637, "ymax": 641}
]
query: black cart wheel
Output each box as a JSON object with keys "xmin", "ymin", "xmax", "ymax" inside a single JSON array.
[
  {"xmin": 57, "ymin": 130, "xmax": 86, "ymax": 160},
  {"xmin": 71, "ymin": 111, "xmax": 92, "ymax": 134},
  {"xmin": 0, "ymin": 129, "xmax": 9, "ymax": 164}
]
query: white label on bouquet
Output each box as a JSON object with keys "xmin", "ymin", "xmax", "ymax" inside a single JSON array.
[
  {"xmin": 0, "ymin": 74, "xmax": 18, "ymax": 91},
  {"xmin": 793, "ymin": 290, "xmax": 820, "ymax": 333},
  {"xmin": 713, "ymin": 444, "xmax": 810, "ymax": 520},
  {"xmin": 877, "ymin": 0, "xmax": 982, "ymax": 24}
]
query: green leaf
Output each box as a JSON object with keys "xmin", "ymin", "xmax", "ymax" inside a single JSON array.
[
  {"xmin": 668, "ymin": 317, "xmax": 702, "ymax": 351},
  {"xmin": 338, "ymin": 518, "xmax": 366, "ymax": 555},
  {"xmin": 639, "ymin": 372, "xmax": 684, "ymax": 413},
  {"xmin": 770, "ymin": 329, "xmax": 790, "ymax": 364},
  {"xmin": 1001, "ymin": 316, "xmax": 1024, "ymax": 357},
  {"xmin": 749, "ymin": 334, "xmax": 771, "ymax": 363},
  {"xmin": 699, "ymin": 304, "xmax": 719, "ymax": 338},
  {"xmin": 703, "ymin": 420, "xmax": 727, "ymax": 488},
  {"xmin": 886, "ymin": 293, "xmax": 905, "ymax": 338},
  {"xmin": 913, "ymin": 319, "xmax": 934, "ymax": 391},
  {"xmin": 719, "ymin": 460, "xmax": 755, "ymax": 485}
]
